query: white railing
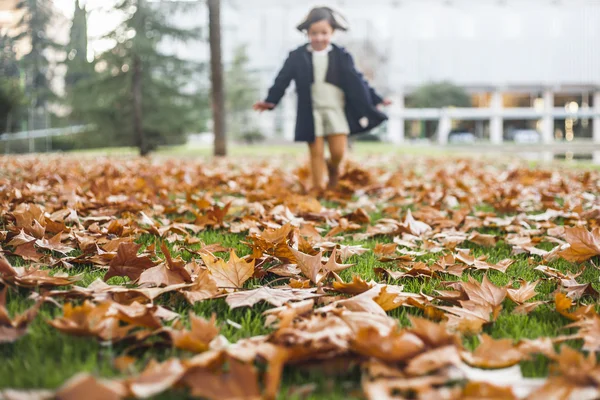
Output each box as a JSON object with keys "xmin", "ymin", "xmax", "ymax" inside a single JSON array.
[{"xmin": 0, "ymin": 125, "xmax": 92, "ymax": 141}]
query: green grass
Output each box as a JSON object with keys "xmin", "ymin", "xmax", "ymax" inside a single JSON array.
[
  {"xmin": 2, "ymin": 221, "xmax": 598, "ymax": 398},
  {"xmin": 1, "ymin": 149, "xmax": 599, "ymax": 398}
]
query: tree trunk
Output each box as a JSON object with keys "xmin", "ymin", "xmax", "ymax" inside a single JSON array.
[
  {"xmin": 208, "ymin": 0, "xmax": 226, "ymax": 156},
  {"xmin": 132, "ymin": 54, "xmax": 147, "ymax": 156}
]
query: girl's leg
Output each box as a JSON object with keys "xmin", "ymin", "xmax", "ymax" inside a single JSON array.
[
  {"xmin": 308, "ymin": 137, "xmax": 326, "ymax": 191},
  {"xmin": 326, "ymin": 134, "xmax": 348, "ymax": 189}
]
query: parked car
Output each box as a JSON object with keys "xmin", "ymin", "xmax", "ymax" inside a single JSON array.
[
  {"xmin": 508, "ymin": 129, "xmax": 541, "ymax": 144},
  {"xmin": 448, "ymin": 130, "xmax": 476, "ymax": 144}
]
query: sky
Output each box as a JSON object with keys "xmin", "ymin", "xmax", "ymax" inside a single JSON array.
[{"xmin": 52, "ymin": 0, "xmax": 121, "ymax": 57}]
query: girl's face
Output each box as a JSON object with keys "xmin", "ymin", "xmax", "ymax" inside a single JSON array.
[{"xmin": 308, "ymin": 19, "xmax": 334, "ymax": 51}]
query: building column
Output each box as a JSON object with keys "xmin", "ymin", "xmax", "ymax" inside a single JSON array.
[
  {"xmin": 594, "ymin": 91, "xmax": 600, "ymax": 144},
  {"xmin": 387, "ymin": 93, "xmax": 404, "ymax": 144},
  {"xmin": 437, "ymin": 110, "xmax": 451, "ymax": 145},
  {"xmin": 542, "ymin": 89, "xmax": 554, "ymax": 144},
  {"xmin": 490, "ymin": 90, "xmax": 503, "ymax": 144}
]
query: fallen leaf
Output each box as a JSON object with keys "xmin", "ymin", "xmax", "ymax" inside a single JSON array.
[
  {"xmin": 201, "ymin": 250, "xmax": 255, "ymax": 289},
  {"xmin": 461, "ymin": 334, "xmax": 524, "ymax": 368},
  {"xmin": 0, "ymin": 287, "xmax": 40, "ymax": 343},
  {"xmin": 104, "ymin": 242, "xmax": 156, "ymax": 282},
  {"xmin": 507, "ymin": 279, "xmax": 539, "ymax": 304},
  {"xmin": 558, "ymin": 227, "xmax": 600, "ymax": 263},
  {"xmin": 226, "ymin": 287, "xmax": 320, "ymax": 309},
  {"xmin": 168, "ymin": 313, "xmax": 219, "ymax": 353}
]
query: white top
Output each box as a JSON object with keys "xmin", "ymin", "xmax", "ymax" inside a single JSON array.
[{"xmin": 309, "ymin": 44, "xmax": 345, "ymax": 110}]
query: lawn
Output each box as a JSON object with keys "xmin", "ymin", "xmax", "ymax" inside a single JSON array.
[{"xmin": 1, "ymin": 151, "xmax": 599, "ymax": 399}]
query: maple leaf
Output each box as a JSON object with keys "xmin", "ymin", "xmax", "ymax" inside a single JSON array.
[
  {"xmin": 558, "ymin": 226, "xmax": 600, "ymax": 263},
  {"xmin": 288, "ymin": 246, "xmax": 324, "ymax": 284},
  {"xmin": 555, "ymin": 293, "xmax": 596, "ymax": 321},
  {"xmin": 467, "ymin": 231, "xmax": 498, "ymax": 247},
  {"xmin": 13, "ymin": 241, "xmax": 44, "ymax": 262},
  {"xmin": 350, "ymin": 327, "xmax": 425, "ymax": 362},
  {"xmin": 201, "ymin": 250, "xmax": 255, "ymax": 289},
  {"xmin": 181, "ymin": 356, "xmax": 262, "ymax": 400},
  {"xmin": 48, "ymin": 301, "xmax": 132, "ymax": 342},
  {"xmin": 168, "ymin": 313, "xmax": 220, "ymax": 353},
  {"xmin": 408, "ymin": 315, "xmax": 458, "ymax": 348},
  {"xmin": 507, "ymin": 279, "xmax": 539, "ymax": 304},
  {"xmin": 138, "ymin": 243, "xmax": 192, "ymax": 287},
  {"xmin": 35, "ymin": 232, "xmax": 75, "ymax": 255},
  {"xmin": 0, "ymin": 287, "xmax": 40, "ymax": 343},
  {"xmin": 330, "ymin": 285, "xmax": 388, "ymax": 315},
  {"xmin": 322, "ymin": 247, "xmax": 354, "ymax": 273},
  {"xmin": 402, "ymin": 209, "xmax": 432, "ymax": 236},
  {"xmin": 373, "ymin": 243, "xmax": 398, "ymax": 257},
  {"xmin": 182, "ymin": 269, "xmax": 220, "ymax": 304},
  {"xmin": 405, "ymin": 345, "xmax": 462, "ymax": 376},
  {"xmin": 226, "ymin": 287, "xmax": 320, "ymax": 309},
  {"xmin": 461, "ymin": 334, "xmax": 524, "ymax": 368},
  {"xmin": 460, "ymin": 275, "xmax": 507, "ymax": 320},
  {"xmin": 565, "ymin": 316, "xmax": 600, "ymax": 353},
  {"xmin": 332, "ymin": 275, "xmax": 375, "ymax": 295},
  {"xmin": 127, "ymin": 358, "xmax": 187, "ymax": 399},
  {"xmin": 55, "ymin": 373, "xmax": 126, "ymax": 400},
  {"xmin": 104, "ymin": 242, "xmax": 156, "ymax": 282}
]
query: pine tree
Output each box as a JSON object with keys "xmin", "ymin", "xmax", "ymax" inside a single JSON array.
[
  {"xmin": 71, "ymin": 0, "xmax": 203, "ymax": 156},
  {"xmin": 0, "ymin": 34, "xmax": 26, "ymax": 133},
  {"xmin": 65, "ymin": 0, "xmax": 89, "ymax": 88},
  {"xmin": 13, "ymin": 0, "xmax": 60, "ymax": 108},
  {"xmin": 225, "ymin": 44, "xmax": 259, "ymax": 140}
]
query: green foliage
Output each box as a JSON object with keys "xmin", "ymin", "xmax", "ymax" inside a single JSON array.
[
  {"xmin": 0, "ymin": 34, "xmax": 26, "ymax": 133},
  {"xmin": 68, "ymin": 0, "xmax": 206, "ymax": 151},
  {"xmin": 64, "ymin": 0, "xmax": 91, "ymax": 89},
  {"xmin": 406, "ymin": 81, "xmax": 471, "ymax": 108},
  {"xmin": 14, "ymin": 0, "xmax": 61, "ymax": 107},
  {"xmin": 225, "ymin": 44, "xmax": 259, "ymax": 138}
]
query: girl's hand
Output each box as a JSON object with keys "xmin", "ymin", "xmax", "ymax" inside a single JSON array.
[
  {"xmin": 381, "ymin": 98, "xmax": 392, "ymax": 106},
  {"xmin": 253, "ymin": 101, "xmax": 275, "ymax": 112}
]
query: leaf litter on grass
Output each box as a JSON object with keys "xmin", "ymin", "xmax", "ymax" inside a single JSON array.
[{"xmin": 0, "ymin": 155, "xmax": 599, "ymax": 399}]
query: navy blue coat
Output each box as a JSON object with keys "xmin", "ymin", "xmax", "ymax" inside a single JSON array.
[{"xmin": 264, "ymin": 43, "xmax": 388, "ymax": 143}]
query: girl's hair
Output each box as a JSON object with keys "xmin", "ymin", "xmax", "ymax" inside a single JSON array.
[{"xmin": 296, "ymin": 6, "xmax": 349, "ymax": 32}]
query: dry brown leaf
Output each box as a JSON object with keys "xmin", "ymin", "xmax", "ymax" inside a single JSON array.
[
  {"xmin": 332, "ymin": 275, "xmax": 375, "ymax": 295},
  {"xmin": 507, "ymin": 279, "xmax": 540, "ymax": 304},
  {"xmin": 288, "ymin": 246, "xmax": 324, "ymax": 284},
  {"xmin": 55, "ymin": 373, "xmax": 126, "ymax": 400},
  {"xmin": 201, "ymin": 250, "xmax": 255, "ymax": 289},
  {"xmin": 104, "ymin": 242, "xmax": 156, "ymax": 282},
  {"xmin": 168, "ymin": 313, "xmax": 219, "ymax": 353},
  {"xmin": 0, "ymin": 287, "xmax": 40, "ymax": 343},
  {"xmin": 461, "ymin": 334, "xmax": 524, "ymax": 368},
  {"xmin": 226, "ymin": 287, "xmax": 320, "ymax": 309},
  {"xmin": 181, "ymin": 356, "xmax": 261, "ymax": 400},
  {"xmin": 350, "ymin": 326, "xmax": 425, "ymax": 362},
  {"xmin": 467, "ymin": 231, "xmax": 498, "ymax": 247},
  {"xmin": 182, "ymin": 269, "xmax": 220, "ymax": 304},
  {"xmin": 555, "ymin": 293, "xmax": 596, "ymax": 321},
  {"xmin": 558, "ymin": 226, "xmax": 600, "ymax": 263}
]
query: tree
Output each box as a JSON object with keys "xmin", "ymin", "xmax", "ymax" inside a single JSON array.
[
  {"xmin": 13, "ymin": 0, "xmax": 60, "ymax": 108},
  {"xmin": 65, "ymin": 0, "xmax": 90, "ymax": 89},
  {"xmin": 225, "ymin": 44, "xmax": 259, "ymax": 141},
  {"xmin": 406, "ymin": 81, "xmax": 471, "ymax": 109},
  {"xmin": 0, "ymin": 34, "xmax": 26, "ymax": 133},
  {"xmin": 406, "ymin": 82, "xmax": 472, "ymax": 138},
  {"xmin": 70, "ymin": 0, "xmax": 202, "ymax": 155},
  {"xmin": 208, "ymin": 0, "xmax": 226, "ymax": 156}
]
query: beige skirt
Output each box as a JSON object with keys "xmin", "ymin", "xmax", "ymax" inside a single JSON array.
[{"xmin": 313, "ymin": 107, "xmax": 350, "ymax": 137}]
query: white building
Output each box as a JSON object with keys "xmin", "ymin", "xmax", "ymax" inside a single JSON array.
[{"xmin": 147, "ymin": 0, "xmax": 600, "ymax": 144}]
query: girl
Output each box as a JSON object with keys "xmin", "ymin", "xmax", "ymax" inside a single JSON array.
[{"xmin": 254, "ymin": 6, "xmax": 390, "ymax": 193}]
